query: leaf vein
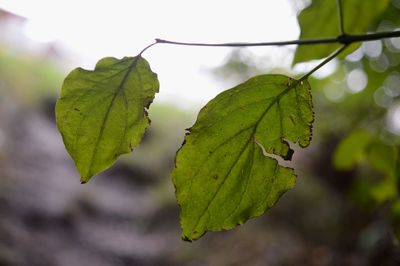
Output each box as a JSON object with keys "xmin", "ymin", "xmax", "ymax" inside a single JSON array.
[
  {"xmin": 86, "ymin": 57, "xmax": 140, "ymax": 177},
  {"xmin": 189, "ymin": 133, "xmax": 253, "ymax": 234}
]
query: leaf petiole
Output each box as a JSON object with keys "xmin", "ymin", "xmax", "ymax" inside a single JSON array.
[{"xmin": 300, "ymin": 44, "xmax": 348, "ymax": 81}]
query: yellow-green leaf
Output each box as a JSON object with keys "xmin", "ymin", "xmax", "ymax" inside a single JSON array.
[
  {"xmin": 173, "ymin": 74, "xmax": 314, "ymax": 241},
  {"xmin": 56, "ymin": 56, "xmax": 159, "ymax": 183}
]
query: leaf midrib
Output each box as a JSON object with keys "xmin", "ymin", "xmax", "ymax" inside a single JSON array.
[{"xmin": 84, "ymin": 57, "xmax": 141, "ymax": 180}]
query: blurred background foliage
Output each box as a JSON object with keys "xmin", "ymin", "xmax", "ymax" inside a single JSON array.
[{"xmin": 1, "ymin": 0, "xmax": 400, "ymax": 265}]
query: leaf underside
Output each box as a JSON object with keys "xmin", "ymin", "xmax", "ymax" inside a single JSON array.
[
  {"xmin": 56, "ymin": 56, "xmax": 159, "ymax": 183},
  {"xmin": 294, "ymin": 0, "xmax": 390, "ymax": 64},
  {"xmin": 172, "ymin": 74, "xmax": 314, "ymax": 241}
]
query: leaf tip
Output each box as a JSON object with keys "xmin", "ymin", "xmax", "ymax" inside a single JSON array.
[
  {"xmin": 181, "ymin": 229, "xmax": 206, "ymax": 242},
  {"xmin": 80, "ymin": 176, "xmax": 90, "ymax": 184},
  {"xmin": 182, "ymin": 235, "xmax": 192, "ymax": 242}
]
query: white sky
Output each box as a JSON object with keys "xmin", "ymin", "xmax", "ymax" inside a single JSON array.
[{"xmin": 1, "ymin": 0, "xmax": 302, "ymax": 108}]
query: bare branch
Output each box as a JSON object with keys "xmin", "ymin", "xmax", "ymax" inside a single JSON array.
[
  {"xmin": 336, "ymin": 0, "xmax": 345, "ymax": 34},
  {"xmin": 155, "ymin": 30, "xmax": 400, "ymax": 48}
]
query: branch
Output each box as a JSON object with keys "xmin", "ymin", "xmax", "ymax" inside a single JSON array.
[
  {"xmin": 336, "ymin": 0, "xmax": 345, "ymax": 34},
  {"xmin": 155, "ymin": 30, "xmax": 400, "ymax": 48},
  {"xmin": 300, "ymin": 45, "xmax": 348, "ymax": 80},
  {"xmin": 138, "ymin": 41, "xmax": 157, "ymax": 56},
  {"xmin": 139, "ymin": 30, "xmax": 400, "ymax": 83},
  {"xmin": 155, "ymin": 37, "xmax": 339, "ymax": 47}
]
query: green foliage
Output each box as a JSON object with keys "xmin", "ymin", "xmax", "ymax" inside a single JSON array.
[
  {"xmin": 333, "ymin": 130, "xmax": 372, "ymax": 170},
  {"xmin": 294, "ymin": 0, "xmax": 390, "ymax": 64},
  {"xmin": 334, "ymin": 130, "xmax": 398, "ymax": 203},
  {"xmin": 365, "ymin": 141, "xmax": 398, "ymax": 203},
  {"xmin": 172, "ymin": 74, "xmax": 313, "ymax": 240},
  {"xmin": 367, "ymin": 141, "xmax": 397, "ymax": 176},
  {"xmin": 56, "ymin": 56, "xmax": 159, "ymax": 183},
  {"xmin": 392, "ymin": 199, "xmax": 400, "ymax": 238}
]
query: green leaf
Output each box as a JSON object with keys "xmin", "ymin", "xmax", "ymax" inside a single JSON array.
[
  {"xmin": 391, "ymin": 199, "xmax": 400, "ymax": 239},
  {"xmin": 172, "ymin": 74, "xmax": 314, "ymax": 241},
  {"xmin": 294, "ymin": 0, "xmax": 390, "ymax": 64},
  {"xmin": 333, "ymin": 129, "xmax": 372, "ymax": 170},
  {"xmin": 367, "ymin": 142, "xmax": 398, "ymax": 203},
  {"xmin": 335, "ymin": 135, "xmax": 398, "ymax": 204},
  {"xmin": 366, "ymin": 141, "xmax": 397, "ymax": 176},
  {"xmin": 56, "ymin": 56, "xmax": 159, "ymax": 183},
  {"xmin": 369, "ymin": 176, "xmax": 397, "ymax": 203}
]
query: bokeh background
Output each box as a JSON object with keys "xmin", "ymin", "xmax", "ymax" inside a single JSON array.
[{"xmin": 1, "ymin": 0, "xmax": 400, "ymax": 265}]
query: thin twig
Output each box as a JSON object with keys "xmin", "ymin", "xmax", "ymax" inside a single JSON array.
[
  {"xmin": 155, "ymin": 37, "xmax": 339, "ymax": 47},
  {"xmin": 155, "ymin": 30, "xmax": 400, "ymax": 48},
  {"xmin": 340, "ymin": 31, "xmax": 400, "ymax": 44},
  {"xmin": 300, "ymin": 45, "xmax": 348, "ymax": 80},
  {"xmin": 149, "ymin": 30, "xmax": 399, "ymax": 84},
  {"xmin": 336, "ymin": 0, "xmax": 345, "ymax": 34},
  {"xmin": 138, "ymin": 41, "xmax": 158, "ymax": 56}
]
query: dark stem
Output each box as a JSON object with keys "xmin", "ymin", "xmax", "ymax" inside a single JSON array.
[
  {"xmin": 149, "ymin": 30, "xmax": 398, "ymax": 84},
  {"xmin": 336, "ymin": 0, "xmax": 345, "ymax": 34},
  {"xmin": 340, "ymin": 31, "xmax": 400, "ymax": 44},
  {"xmin": 138, "ymin": 41, "xmax": 158, "ymax": 56},
  {"xmin": 155, "ymin": 37, "xmax": 339, "ymax": 47},
  {"xmin": 155, "ymin": 30, "xmax": 400, "ymax": 48},
  {"xmin": 300, "ymin": 45, "xmax": 348, "ymax": 81}
]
